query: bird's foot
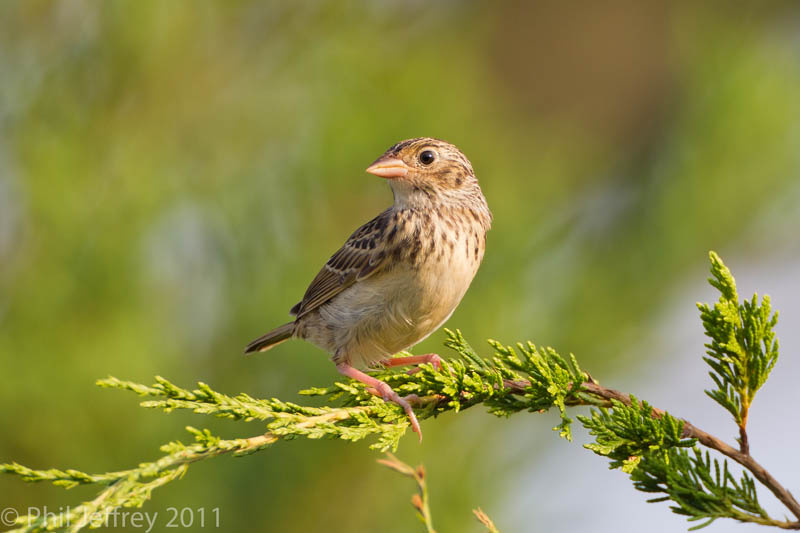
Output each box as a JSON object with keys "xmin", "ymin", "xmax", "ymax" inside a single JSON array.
[
  {"xmin": 336, "ymin": 362, "xmax": 422, "ymax": 441},
  {"xmin": 369, "ymin": 381, "xmax": 422, "ymax": 440},
  {"xmin": 382, "ymin": 353, "xmax": 444, "ymax": 374}
]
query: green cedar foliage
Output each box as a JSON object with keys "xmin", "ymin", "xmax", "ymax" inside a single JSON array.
[
  {"xmin": 698, "ymin": 252, "xmax": 779, "ymax": 445},
  {"xmin": 2, "ymin": 252, "xmax": 796, "ymax": 532}
]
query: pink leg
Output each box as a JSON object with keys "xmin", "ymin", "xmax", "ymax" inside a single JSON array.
[
  {"xmin": 383, "ymin": 353, "xmax": 443, "ymax": 374},
  {"xmin": 336, "ymin": 362, "xmax": 422, "ymax": 441}
]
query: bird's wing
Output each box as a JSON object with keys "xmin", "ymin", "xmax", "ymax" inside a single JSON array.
[{"xmin": 290, "ymin": 209, "xmax": 394, "ymax": 318}]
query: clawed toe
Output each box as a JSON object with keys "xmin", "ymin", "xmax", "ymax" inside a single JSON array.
[
  {"xmin": 336, "ymin": 362, "xmax": 422, "ymax": 441},
  {"xmin": 426, "ymin": 354, "xmax": 443, "ymax": 371},
  {"xmin": 371, "ymin": 382, "xmax": 422, "ymax": 441},
  {"xmin": 399, "ymin": 400, "xmax": 422, "ymax": 441},
  {"xmin": 402, "ymin": 393, "xmax": 422, "ymax": 405}
]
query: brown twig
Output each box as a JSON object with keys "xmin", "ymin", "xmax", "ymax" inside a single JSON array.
[
  {"xmin": 378, "ymin": 453, "xmax": 436, "ymax": 533},
  {"xmin": 739, "ymin": 405, "xmax": 751, "ymax": 455},
  {"xmin": 495, "ymin": 378, "xmax": 800, "ymax": 527},
  {"xmin": 579, "ymin": 381, "xmax": 800, "ymax": 526},
  {"xmin": 473, "ymin": 508, "xmax": 501, "ymax": 533}
]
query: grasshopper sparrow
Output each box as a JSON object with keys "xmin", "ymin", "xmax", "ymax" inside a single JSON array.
[{"xmin": 245, "ymin": 138, "xmax": 491, "ymax": 439}]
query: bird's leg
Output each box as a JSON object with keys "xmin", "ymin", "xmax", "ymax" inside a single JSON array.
[
  {"xmin": 383, "ymin": 353, "xmax": 443, "ymax": 374},
  {"xmin": 335, "ymin": 362, "xmax": 422, "ymax": 441}
]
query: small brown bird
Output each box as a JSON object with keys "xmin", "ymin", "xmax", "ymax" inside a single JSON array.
[{"xmin": 245, "ymin": 137, "xmax": 491, "ymax": 439}]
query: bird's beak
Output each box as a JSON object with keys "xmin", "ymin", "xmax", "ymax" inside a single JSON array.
[{"xmin": 365, "ymin": 157, "xmax": 410, "ymax": 179}]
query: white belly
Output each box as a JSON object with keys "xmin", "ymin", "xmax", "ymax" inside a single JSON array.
[{"xmin": 307, "ymin": 253, "xmax": 479, "ymax": 368}]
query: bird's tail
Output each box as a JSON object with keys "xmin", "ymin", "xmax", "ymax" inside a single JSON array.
[{"xmin": 244, "ymin": 322, "xmax": 295, "ymax": 354}]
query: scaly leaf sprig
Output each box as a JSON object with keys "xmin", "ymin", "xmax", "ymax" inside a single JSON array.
[{"xmin": 697, "ymin": 251, "xmax": 779, "ymax": 453}]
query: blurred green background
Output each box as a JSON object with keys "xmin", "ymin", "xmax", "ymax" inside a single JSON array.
[{"xmin": 2, "ymin": 1, "xmax": 800, "ymax": 532}]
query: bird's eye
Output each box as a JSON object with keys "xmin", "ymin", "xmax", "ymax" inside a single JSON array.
[{"xmin": 419, "ymin": 150, "xmax": 436, "ymax": 165}]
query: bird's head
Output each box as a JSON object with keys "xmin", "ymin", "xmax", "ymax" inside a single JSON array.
[{"xmin": 366, "ymin": 137, "xmax": 483, "ymax": 210}]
